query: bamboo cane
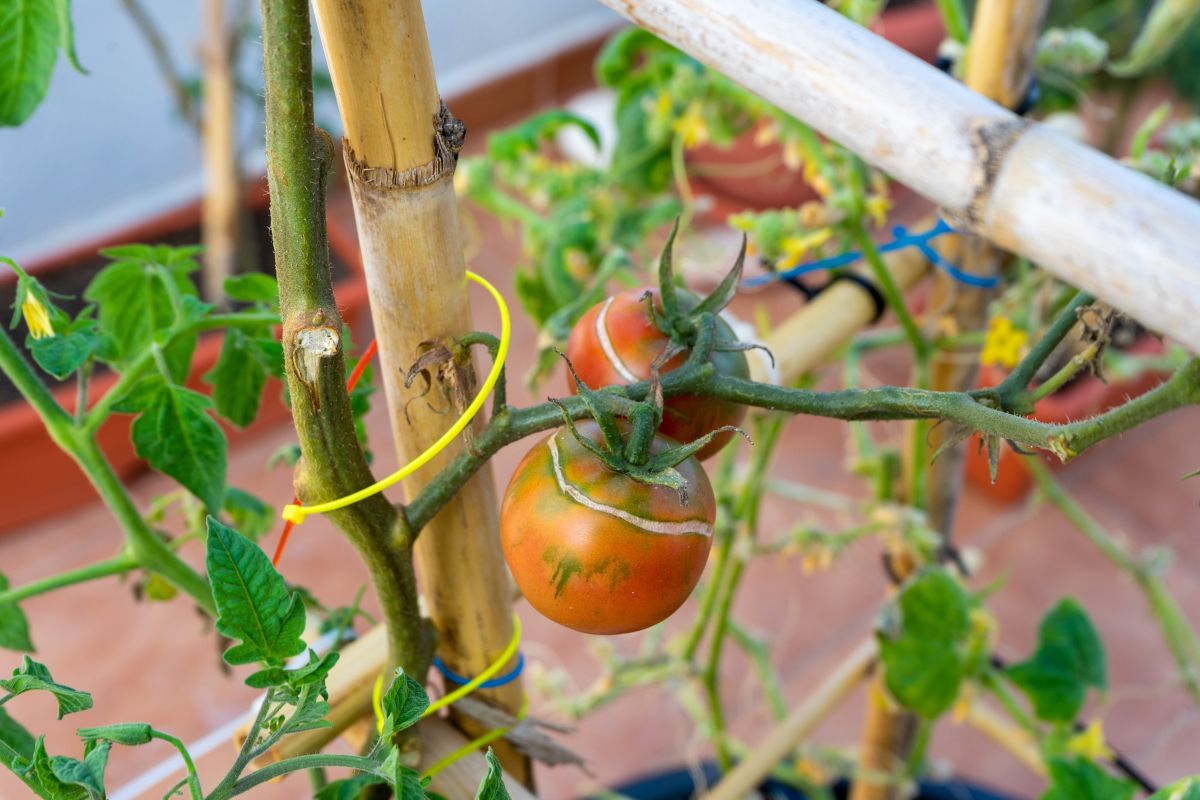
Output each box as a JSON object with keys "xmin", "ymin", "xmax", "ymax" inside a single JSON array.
[
  {"xmin": 200, "ymin": 0, "xmax": 239, "ymax": 307},
  {"xmin": 594, "ymin": 0, "xmax": 1200, "ymax": 352},
  {"xmin": 855, "ymin": 5, "xmax": 1049, "ymax": 798},
  {"xmin": 309, "ymin": 0, "xmax": 528, "ymax": 781},
  {"xmin": 959, "ymin": 701, "xmax": 1046, "ymax": 778},
  {"xmin": 701, "ymin": 640, "xmax": 877, "ymax": 800}
]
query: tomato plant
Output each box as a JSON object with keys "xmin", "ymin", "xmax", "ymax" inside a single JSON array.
[{"xmin": 500, "ymin": 420, "xmax": 715, "ymax": 634}]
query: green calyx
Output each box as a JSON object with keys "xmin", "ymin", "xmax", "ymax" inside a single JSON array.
[
  {"xmin": 553, "ymin": 353, "xmax": 748, "ymax": 504},
  {"xmin": 643, "ymin": 218, "xmax": 772, "ymax": 369}
]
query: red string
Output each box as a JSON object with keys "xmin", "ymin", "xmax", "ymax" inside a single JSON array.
[{"xmin": 271, "ymin": 339, "xmax": 379, "ymax": 568}]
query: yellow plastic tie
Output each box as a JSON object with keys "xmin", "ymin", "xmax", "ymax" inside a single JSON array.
[
  {"xmin": 282, "ymin": 270, "xmax": 510, "ymax": 525},
  {"xmin": 372, "ymin": 613, "xmax": 523, "ymax": 735}
]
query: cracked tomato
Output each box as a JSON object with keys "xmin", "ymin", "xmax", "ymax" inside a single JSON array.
[
  {"xmin": 565, "ymin": 288, "xmax": 748, "ymax": 460},
  {"xmin": 500, "ymin": 420, "xmax": 716, "ymax": 635}
]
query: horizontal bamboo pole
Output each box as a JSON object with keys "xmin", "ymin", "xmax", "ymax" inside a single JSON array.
[
  {"xmin": 598, "ymin": 0, "xmax": 1200, "ymax": 351},
  {"xmin": 702, "ymin": 640, "xmax": 877, "ymax": 800},
  {"xmin": 748, "ymin": 249, "xmax": 928, "ymax": 385}
]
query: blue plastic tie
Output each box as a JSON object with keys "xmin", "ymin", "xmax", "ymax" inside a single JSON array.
[
  {"xmin": 742, "ymin": 217, "xmax": 1000, "ymax": 290},
  {"xmin": 433, "ymin": 651, "xmax": 525, "ymax": 689}
]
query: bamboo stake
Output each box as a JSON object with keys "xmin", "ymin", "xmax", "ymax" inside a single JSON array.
[
  {"xmin": 856, "ymin": 6, "xmax": 1048, "ymax": 798},
  {"xmin": 959, "ymin": 701, "xmax": 1046, "ymax": 778},
  {"xmin": 201, "ymin": 0, "xmax": 240, "ymax": 306},
  {"xmin": 919, "ymin": 0, "xmax": 1049, "ymax": 529},
  {"xmin": 309, "ymin": 0, "xmax": 527, "ymax": 780},
  {"xmin": 595, "ymin": 0, "xmax": 1200, "ymax": 351},
  {"xmin": 701, "ymin": 640, "xmax": 876, "ymax": 800},
  {"xmin": 748, "ymin": 248, "xmax": 929, "ymax": 385}
]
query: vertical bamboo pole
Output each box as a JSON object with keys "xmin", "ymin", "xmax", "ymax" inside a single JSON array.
[
  {"xmin": 851, "ymin": 4, "xmax": 1048, "ymax": 799},
  {"xmin": 309, "ymin": 0, "xmax": 528, "ymax": 781},
  {"xmin": 201, "ymin": 0, "xmax": 240, "ymax": 306}
]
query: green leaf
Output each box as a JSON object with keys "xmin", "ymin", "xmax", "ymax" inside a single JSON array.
[
  {"xmin": 121, "ymin": 376, "xmax": 227, "ymax": 512},
  {"xmin": 878, "ymin": 568, "xmax": 972, "ymax": 719},
  {"xmin": 316, "ymin": 772, "xmax": 388, "ymax": 800},
  {"xmin": 77, "ymin": 722, "xmax": 152, "ymax": 747},
  {"xmin": 29, "ymin": 317, "xmax": 99, "ymax": 380},
  {"xmin": 0, "ymin": 571, "xmax": 33, "ymax": 652},
  {"xmin": 205, "ymin": 328, "xmax": 268, "ymax": 427},
  {"xmin": 0, "ymin": 706, "xmax": 35, "ymax": 768},
  {"xmin": 205, "ymin": 517, "xmax": 306, "ymax": 673},
  {"xmin": 222, "ymin": 487, "xmax": 274, "ymax": 542},
  {"xmin": 1, "ymin": 657, "xmax": 91, "ymax": 719},
  {"xmin": 0, "ymin": 0, "xmax": 60, "ymax": 126},
  {"xmin": 84, "ymin": 245, "xmax": 199, "ymax": 373},
  {"xmin": 52, "ymin": 0, "xmax": 83, "ymax": 74},
  {"xmin": 379, "ymin": 669, "xmax": 429, "ymax": 741},
  {"xmin": 1007, "ymin": 598, "xmax": 1106, "ymax": 722},
  {"xmin": 1150, "ymin": 777, "xmax": 1200, "ymax": 800},
  {"xmin": 223, "ymin": 273, "xmax": 279, "ymax": 309},
  {"xmin": 475, "ymin": 749, "xmax": 511, "ymax": 800},
  {"xmin": 1042, "ymin": 757, "xmax": 1136, "ymax": 800},
  {"xmin": 49, "ymin": 739, "xmax": 108, "ymax": 800}
]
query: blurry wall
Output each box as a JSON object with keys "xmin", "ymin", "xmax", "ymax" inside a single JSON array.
[{"xmin": 0, "ymin": 0, "xmax": 617, "ymax": 262}]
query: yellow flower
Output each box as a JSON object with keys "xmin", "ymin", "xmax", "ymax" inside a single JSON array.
[
  {"xmin": 1067, "ymin": 719, "xmax": 1114, "ymax": 762},
  {"xmin": 753, "ymin": 123, "xmax": 779, "ymax": 147},
  {"xmin": 653, "ymin": 90, "xmax": 672, "ymax": 121},
  {"xmin": 865, "ymin": 194, "xmax": 892, "ymax": 227},
  {"xmin": 777, "ymin": 229, "xmax": 833, "ymax": 269},
  {"xmin": 981, "ymin": 316, "xmax": 1028, "ymax": 369},
  {"xmin": 21, "ymin": 293, "xmax": 54, "ymax": 339},
  {"xmin": 673, "ymin": 103, "xmax": 710, "ymax": 150},
  {"xmin": 793, "ymin": 757, "xmax": 828, "ymax": 785}
]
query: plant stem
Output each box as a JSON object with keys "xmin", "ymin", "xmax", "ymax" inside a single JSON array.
[
  {"xmin": 223, "ymin": 755, "xmax": 382, "ymax": 797},
  {"xmin": 152, "ymin": 729, "xmax": 204, "ymax": 799},
  {"xmin": 1029, "ymin": 342, "xmax": 1099, "ymax": 402},
  {"xmin": 852, "ymin": 224, "xmax": 927, "ymax": 360},
  {"xmin": 1028, "ymin": 459, "xmax": 1200, "ymax": 704},
  {"xmin": 0, "ymin": 332, "xmax": 214, "ymax": 613},
  {"xmin": 259, "ymin": 0, "xmax": 430, "ymax": 676},
  {"xmin": 0, "ymin": 553, "xmax": 139, "ymax": 606},
  {"xmin": 935, "ymin": 0, "xmax": 970, "ymax": 42},
  {"xmin": 998, "ymin": 290, "xmax": 1093, "ymax": 403},
  {"xmin": 403, "ymin": 357, "xmax": 1200, "ymax": 538}
]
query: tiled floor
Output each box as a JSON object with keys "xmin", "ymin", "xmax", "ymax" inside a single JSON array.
[{"xmin": 2, "ymin": 202, "xmax": 1198, "ymax": 800}]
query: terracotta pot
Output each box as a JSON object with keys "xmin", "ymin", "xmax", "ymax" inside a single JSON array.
[
  {"xmin": 685, "ymin": 0, "xmax": 945, "ymax": 219},
  {"xmin": 964, "ymin": 335, "xmax": 1167, "ymax": 503},
  {"xmin": 0, "ymin": 177, "xmax": 369, "ymax": 533}
]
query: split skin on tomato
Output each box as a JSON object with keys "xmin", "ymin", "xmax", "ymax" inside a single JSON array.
[
  {"xmin": 500, "ymin": 421, "xmax": 716, "ymax": 635},
  {"xmin": 565, "ymin": 287, "xmax": 749, "ymax": 460}
]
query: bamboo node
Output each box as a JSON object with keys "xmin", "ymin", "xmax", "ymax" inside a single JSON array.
[
  {"xmin": 343, "ymin": 100, "xmax": 465, "ymax": 190},
  {"xmin": 943, "ymin": 117, "xmax": 1030, "ymax": 232}
]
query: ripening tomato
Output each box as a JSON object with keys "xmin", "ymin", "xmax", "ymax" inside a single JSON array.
[
  {"xmin": 500, "ymin": 421, "xmax": 716, "ymax": 635},
  {"xmin": 565, "ymin": 288, "xmax": 748, "ymax": 460}
]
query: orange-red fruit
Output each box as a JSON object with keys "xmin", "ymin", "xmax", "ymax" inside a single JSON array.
[
  {"xmin": 565, "ymin": 288, "xmax": 748, "ymax": 460},
  {"xmin": 500, "ymin": 421, "xmax": 716, "ymax": 635}
]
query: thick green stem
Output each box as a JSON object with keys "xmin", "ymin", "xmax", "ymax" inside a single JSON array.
[
  {"xmin": 404, "ymin": 358, "xmax": 1200, "ymax": 539},
  {"xmin": 0, "ymin": 331, "xmax": 214, "ymax": 613},
  {"xmin": 0, "ymin": 553, "xmax": 139, "ymax": 606},
  {"xmin": 259, "ymin": 0, "xmax": 430, "ymax": 674}
]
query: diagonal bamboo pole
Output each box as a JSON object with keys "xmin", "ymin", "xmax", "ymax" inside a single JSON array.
[
  {"xmin": 855, "ymin": 5, "xmax": 1049, "ymax": 798},
  {"xmin": 594, "ymin": 0, "xmax": 1200, "ymax": 352},
  {"xmin": 309, "ymin": 0, "xmax": 528, "ymax": 781}
]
